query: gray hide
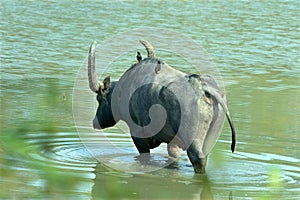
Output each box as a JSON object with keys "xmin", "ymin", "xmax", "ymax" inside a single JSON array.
[{"xmin": 88, "ymin": 40, "xmax": 236, "ymax": 173}]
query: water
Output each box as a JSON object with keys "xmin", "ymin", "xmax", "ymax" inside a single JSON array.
[{"xmin": 1, "ymin": 0, "xmax": 299, "ymax": 199}]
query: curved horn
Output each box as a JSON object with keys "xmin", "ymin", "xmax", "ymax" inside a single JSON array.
[
  {"xmin": 88, "ymin": 41, "xmax": 100, "ymax": 93},
  {"xmin": 139, "ymin": 40, "xmax": 156, "ymax": 58}
]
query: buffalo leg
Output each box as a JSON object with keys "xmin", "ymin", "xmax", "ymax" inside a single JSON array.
[
  {"xmin": 167, "ymin": 143, "xmax": 180, "ymax": 159},
  {"xmin": 131, "ymin": 136, "xmax": 150, "ymax": 163},
  {"xmin": 187, "ymin": 142, "xmax": 207, "ymax": 173}
]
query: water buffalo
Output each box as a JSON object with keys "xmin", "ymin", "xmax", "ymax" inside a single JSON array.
[{"xmin": 88, "ymin": 40, "xmax": 236, "ymax": 173}]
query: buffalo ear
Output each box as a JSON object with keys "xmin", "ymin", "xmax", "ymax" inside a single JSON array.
[{"xmin": 103, "ymin": 76, "xmax": 110, "ymax": 91}]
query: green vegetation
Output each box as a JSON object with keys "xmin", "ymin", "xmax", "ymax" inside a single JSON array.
[
  {"xmin": 257, "ymin": 167, "xmax": 285, "ymax": 200},
  {"xmin": 0, "ymin": 78, "xmax": 80, "ymax": 199}
]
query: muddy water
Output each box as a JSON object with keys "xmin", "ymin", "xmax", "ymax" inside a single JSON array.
[{"xmin": 1, "ymin": 0, "xmax": 299, "ymax": 199}]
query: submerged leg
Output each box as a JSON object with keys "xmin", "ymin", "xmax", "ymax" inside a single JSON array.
[
  {"xmin": 167, "ymin": 143, "xmax": 180, "ymax": 159},
  {"xmin": 187, "ymin": 142, "xmax": 207, "ymax": 173},
  {"xmin": 131, "ymin": 136, "xmax": 150, "ymax": 163}
]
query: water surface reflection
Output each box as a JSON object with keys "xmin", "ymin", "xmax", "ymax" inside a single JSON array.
[
  {"xmin": 1, "ymin": 0, "xmax": 300, "ymax": 199},
  {"xmin": 92, "ymin": 163, "xmax": 216, "ymax": 200}
]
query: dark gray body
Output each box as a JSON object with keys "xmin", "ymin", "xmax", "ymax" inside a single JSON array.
[{"xmin": 88, "ymin": 41, "xmax": 236, "ymax": 173}]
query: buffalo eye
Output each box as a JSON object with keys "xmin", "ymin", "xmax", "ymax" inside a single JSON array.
[{"xmin": 204, "ymin": 91, "xmax": 211, "ymax": 98}]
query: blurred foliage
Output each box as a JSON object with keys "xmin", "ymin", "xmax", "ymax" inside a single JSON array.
[
  {"xmin": 257, "ymin": 167, "xmax": 285, "ymax": 200},
  {"xmin": 0, "ymin": 127, "xmax": 82, "ymax": 199},
  {"xmin": 0, "ymin": 78, "xmax": 81, "ymax": 199}
]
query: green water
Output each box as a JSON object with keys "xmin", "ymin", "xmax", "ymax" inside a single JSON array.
[{"xmin": 1, "ymin": 1, "xmax": 299, "ymax": 199}]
